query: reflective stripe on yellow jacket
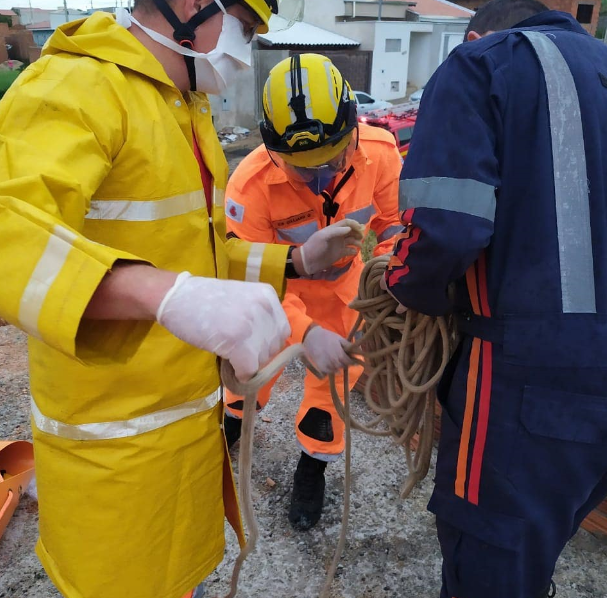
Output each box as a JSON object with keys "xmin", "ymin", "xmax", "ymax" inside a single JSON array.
[{"xmin": 0, "ymin": 12, "xmax": 287, "ymax": 598}]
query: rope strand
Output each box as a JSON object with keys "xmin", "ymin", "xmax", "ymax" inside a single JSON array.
[{"xmin": 220, "ymin": 256, "xmax": 454, "ymax": 598}]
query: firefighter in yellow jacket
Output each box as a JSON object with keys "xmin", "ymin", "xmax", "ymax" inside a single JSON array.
[
  {"xmin": 224, "ymin": 54, "xmax": 403, "ymax": 531},
  {"xmin": 0, "ymin": 2, "xmax": 365, "ymax": 597}
]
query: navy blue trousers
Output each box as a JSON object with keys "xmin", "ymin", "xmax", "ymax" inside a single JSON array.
[{"xmin": 430, "ymin": 335, "xmax": 607, "ymax": 598}]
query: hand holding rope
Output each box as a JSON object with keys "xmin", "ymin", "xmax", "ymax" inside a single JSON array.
[{"xmin": 219, "ymin": 256, "xmax": 454, "ymax": 598}]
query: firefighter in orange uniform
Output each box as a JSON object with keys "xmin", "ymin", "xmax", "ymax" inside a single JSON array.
[{"xmin": 224, "ymin": 53, "xmax": 403, "ymax": 530}]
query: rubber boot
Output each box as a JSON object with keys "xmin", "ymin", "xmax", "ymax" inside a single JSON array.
[
  {"xmin": 223, "ymin": 415, "xmax": 242, "ymax": 449},
  {"xmin": 288, "ymin": 451, "xmax": 327, "ymax": 531}
]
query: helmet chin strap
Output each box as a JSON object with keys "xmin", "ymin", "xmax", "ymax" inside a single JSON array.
[{"xmin": 151, "ymin": 0, "xmax": 238, "ymax": 90}]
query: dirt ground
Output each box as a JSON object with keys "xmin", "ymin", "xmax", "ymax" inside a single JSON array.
[{"xmin": 1, "ymin": 136, "xmax": 607, "ymax": 598}]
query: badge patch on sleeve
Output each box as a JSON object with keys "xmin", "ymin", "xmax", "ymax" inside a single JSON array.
[{"xmin": 226, "ymin": 198, "xmax": 245, "ymax": 223}]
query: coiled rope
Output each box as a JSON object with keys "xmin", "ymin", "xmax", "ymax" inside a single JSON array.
[{"xmin": 220, "ymin": 256, "xmax": 453, "ymax": 598}]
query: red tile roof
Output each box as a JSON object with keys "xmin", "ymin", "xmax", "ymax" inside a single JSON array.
[{"xmin": 408, "ymin": 0, "xmax": 473, "ymax": 17}]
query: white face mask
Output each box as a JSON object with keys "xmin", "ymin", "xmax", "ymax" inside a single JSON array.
[{"xmin": 116, "ymin": 7, "xmax": 252, "ymax": 94}]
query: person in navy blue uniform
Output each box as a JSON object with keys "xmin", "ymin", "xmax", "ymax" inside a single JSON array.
[{"xmin": 385, "ymin": 1, "xmax": 607, "ymax": 596}]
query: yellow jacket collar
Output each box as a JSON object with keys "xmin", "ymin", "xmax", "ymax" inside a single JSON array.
[{"xmin": 43, "ymin": 12, "xmax": 175, "ymax": 89}]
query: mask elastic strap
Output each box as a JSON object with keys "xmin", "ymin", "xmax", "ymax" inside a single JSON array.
[
  {"xmin": 183, "ymin": 56, "xmax": 195, "ymax": 91},
  {"xmin": 151, "ymin": 0, "xmax": 196, "ymax": 46},
  {"xmin": 180, "ymin": 2, "xmax": 221, "ymax": 91},
  {"xmin": 151, "ymin": 0, "xmax": 237, "ymax": 91},
  {"xmin": 183, "ymin": 3, "xmax": 220, "ymax": 40},
  {"xmin": 185, "ymin": 0, "xmax": 238, "ymax": 40}
]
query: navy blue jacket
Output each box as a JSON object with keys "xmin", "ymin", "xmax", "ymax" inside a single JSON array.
[{"xmin": 387, "ymin": 11, "xmax": 607, "ymax": 352}]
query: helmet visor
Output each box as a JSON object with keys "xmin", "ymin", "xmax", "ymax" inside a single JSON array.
[{"xmin": 270, "ymin": 129, "xmax": 357, "ymax": 184}]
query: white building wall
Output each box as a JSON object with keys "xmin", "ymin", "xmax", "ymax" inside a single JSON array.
[
  {"xmin": 367, "ymin": 22, "xmax": 432, "ymax": 101},
  {"xmin": 426, "ymin": 22, "xmax": 465, "ymax": 70},
  {"xmin": 344, "ymin": 0, "xmax": 407, "ymax": 19},
  {"xmin": 438, "ymin": 29, "xmax": 465, "ymax": 62},
  {"xmin": 304, "ymin": 0, "xmax": 343, "ymax": 30},
  {"xmin": 17, "ymin": 9, "xmax": 52, "ymax": 26},
  {"xmin": 306, "ymin": 0, "xmax": 408, "ymax": 22},
  {"xmin": 371, "ymin": 21, "xmax": 410, "ymax": 101},
  {"xmin": 407, "ymin": 22, "xmax": 467, "ymax": 90},
  {"xmin": 331, "ymin": 21, "xmax": 374, "ymax": 50},
  {"xmin": 209, "ymin": 48, "xmax": 288, "ymax": 130},
  {"xmin": 408, "ymin": 31, "xmax": 434, "ymax": 89},
  {"xmin": 209, "ymin": 66, "xmax": 258, "ymax": 131},
  {"xmin": 303, "ymin": 0, "xmax": 374, "ymax": 51},
  {"xmin": 50, "ymin": 10, "xmax": 89, "ymax": 28}
]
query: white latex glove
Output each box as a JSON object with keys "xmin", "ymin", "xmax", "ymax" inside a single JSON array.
[
  {"xmin": 299, "ymin": 219, "xmax": 365, "ymax": 275},
  {"xmin": 157, "ymin": 272, "xmax": 290, "ymax": 382},
  {"xmin": 303, "ymin": 325, "xmax": 353, "ymax": 375}
]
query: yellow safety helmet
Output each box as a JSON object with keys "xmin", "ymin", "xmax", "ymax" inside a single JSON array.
[
  {"xmin": 245, "ymin": 0, "xmax": 275, "ymax": 33},
  {"xmin": 245, "ymin": 0, "xmax": 304, "ymax": 33},
  {"xmin": 260, "ymin": 53, "xmax": 358, "ymax": 168}
]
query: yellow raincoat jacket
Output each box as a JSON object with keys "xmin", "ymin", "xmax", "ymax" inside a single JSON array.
[{"xmin": 0, "ymin": 12, "xmax": 288, "ymax": 598}]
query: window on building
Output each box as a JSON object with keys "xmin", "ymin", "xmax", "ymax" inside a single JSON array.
[
  {"xmin": 385, "ymin": 38, "xmax": 402, "ymax": 52},
  {"xmin": 391, "ymin": 81, "xmax": 400, "ymax": 92},
  {"xmin": 576, "ymin": 3, "xmax": 594, "ymax": 23}
]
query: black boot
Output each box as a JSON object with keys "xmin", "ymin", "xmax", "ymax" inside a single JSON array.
[
  {"xmin": 223, "ymin": 415, "xmax": 242, "ymax": 449},
  {"xmin": 288, "ymin": 452, "xmax": 327, "ymax": 531}
]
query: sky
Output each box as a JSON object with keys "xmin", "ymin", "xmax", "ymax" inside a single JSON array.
[{"xmin": 1, "ymin": 0, "xmax": 127, "ymax": 11}]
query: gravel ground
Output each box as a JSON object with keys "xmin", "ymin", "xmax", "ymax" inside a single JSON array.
[
  {"xmin": 1, "ymin": 325, "xmax": 607, "ymax": 598},
  {"xmin": 1, "ymin": 135, "xmax": 607, "ymax": 597}
]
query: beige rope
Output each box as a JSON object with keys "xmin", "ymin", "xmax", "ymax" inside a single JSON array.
[
  {"xmin": 340, "ymin": 255, "xmax": 451, "ymax": 498},
  {"xmin": 220, "ymin": 255, "xmax": 453, "ymax": 598},
  {"xmin": 219, "ymin": 345, "xmax": 315, "ymax": 598},
  {"xmin": 318, "ymin": 256, "xmax": 452, "ymax": 597}
]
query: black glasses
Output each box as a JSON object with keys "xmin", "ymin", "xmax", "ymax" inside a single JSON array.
[
  {"xmin": 237, "ymin": 2, "xmax": 264, "ymax": 42},
  {"xmin": 241, "ymin": 19, "xmax": 261, "ymax": 42}
]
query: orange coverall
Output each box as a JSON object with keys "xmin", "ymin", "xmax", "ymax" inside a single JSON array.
[{"xmin": 225, "ymin": 124, "xmax": 403, "ymax": 459}]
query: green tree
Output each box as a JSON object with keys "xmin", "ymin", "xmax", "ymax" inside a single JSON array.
[{"xmin": 0, "ymin": 70, "xmax": 20, "ymax": 100}]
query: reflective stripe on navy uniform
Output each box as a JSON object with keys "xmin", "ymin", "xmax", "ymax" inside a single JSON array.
[{"xmin": 386, "ymin": 11, "xmax": 607, "ymax": 598}]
